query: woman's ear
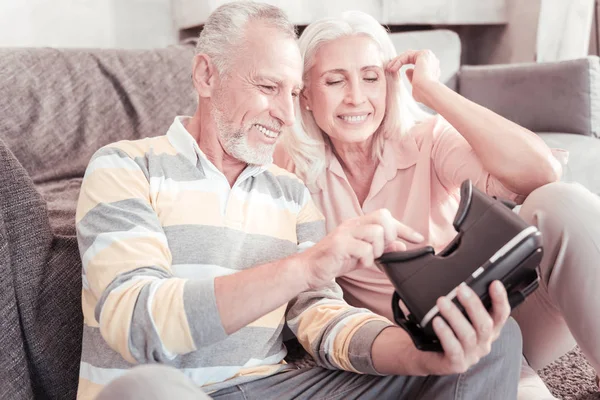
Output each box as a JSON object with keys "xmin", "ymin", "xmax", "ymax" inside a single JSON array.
[
  {"xmin": 300, "ymin": 89, "xmax": 311, "ymax": 111},
  {"xmin": 192, "ymin": 54, "xmax": 218, "ymax": 98}
]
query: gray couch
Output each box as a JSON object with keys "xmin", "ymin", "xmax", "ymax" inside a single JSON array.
[{"xmin": 0, "ymin": 32, "xmax": 598, "ymax": 399}]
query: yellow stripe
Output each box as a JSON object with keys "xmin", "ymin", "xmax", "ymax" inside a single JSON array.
[
  {"xmin": 294, "ymin": 303, "xmax": 349, "ymax": 358},
  {"xmin": 247, "ymin": 303, "xmax": 287, "ymax": 329},
  {"xmin": 77, "ymin": 377, "xmax": 105, "ymax": 400},
  {"xmin": 228, "ymin": 197, "xmax": 297, "ymax": 242},
  {"xmin": 82, "ymin": 289, "xmax": 100, "ymax": 328},
  {"xmin": 158, "ymin": 191, "xmax": 223, "ymax": 227},
  {"xmin": 86, "ymin": 235, "xmax": 171, "ymax": 295},
  {"xmin": 297, "ymin": 199, "xmax": 324, "ymax": 225},
  {"xmin": 76, "ymin": 167, "xmax": 150, "ymax": 222},
  {"xmin": 151, "ymin": 278, "xmax": 196, "ymax": 354},
  {"xmin": 233, "ymin": 363, "xmax": 285, "ymax": 378},
  {"xmin": 267, "ymin": 164, "xmax": 303, "ymax": 181},
  {"xmin": 99, "ymin": 278, "xmax": 150, "ymax": 364}
]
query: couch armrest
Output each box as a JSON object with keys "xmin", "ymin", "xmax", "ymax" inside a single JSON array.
[{"xmin": 457, "ymin": 56, "xmax": 600, "ymax": 138}]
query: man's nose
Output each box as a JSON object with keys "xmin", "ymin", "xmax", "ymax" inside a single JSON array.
[{"xmin": 272, "ymin": 93, "xmax": 296, "ymax": 127}]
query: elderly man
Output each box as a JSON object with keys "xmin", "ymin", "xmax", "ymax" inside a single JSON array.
[{"xmin": 76, "ymin": 2, "xmax": 522, "ymax": 399}]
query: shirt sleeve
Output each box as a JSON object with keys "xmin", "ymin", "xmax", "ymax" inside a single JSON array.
[
  {"xmin": 286, "ymin": 187, "xmax": 394, "ymax": 375},
  {"xmin": 76, "ymin": 145, "xmax": 227, "ymax": 365},
  {"xmin": 431, "ymin": 118, "xmax": 566, "ymax": 203}
]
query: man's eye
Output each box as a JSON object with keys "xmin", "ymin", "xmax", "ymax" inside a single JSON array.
[
  {"xmin": 325, "ymin": 81, "xmax": 342, "ymax": 86},
  {"xmin": 291, "ymin": 92, "xmax": 300, "ymax": 98},
  {"xmin": 259, "ymin": 85, "xmax": 277, "ymax": 92}
]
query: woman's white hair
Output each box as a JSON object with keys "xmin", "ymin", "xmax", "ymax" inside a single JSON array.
[
  {"xmin": 281, "ymin": 11, "xmax": 429, "ymax": 186},
  {"xmin": 195, "ymin": 1, "xmax": 296, "ymax": 75}
]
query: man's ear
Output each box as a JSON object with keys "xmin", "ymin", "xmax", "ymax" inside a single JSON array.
[{"xmin": 192, "ymin": 54, "xmax": 218, "ymax": 97}]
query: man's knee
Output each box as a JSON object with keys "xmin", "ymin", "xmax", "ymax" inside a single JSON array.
[
  {"xmin": 492, "ymin": 317, "xmax": 523, "ymax": 363},
  {"xmin": 96, "ymin": 365, "xmax": 210, "ymax": 400}
]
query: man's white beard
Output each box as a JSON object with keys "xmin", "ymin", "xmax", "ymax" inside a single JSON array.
[{"xmin": 211, "ymin": 102, "xmax": 275, "ymax": 166}]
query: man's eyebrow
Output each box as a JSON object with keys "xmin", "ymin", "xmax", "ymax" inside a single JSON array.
[
  {"xmin": 256, "ymin": 75, "xmax": 282, "ymax": 85},
  {"xmin": 257, "ymin": 75, "xmax": 303, "ymax": 90},
  {"xmin": 320, "ymin": 65, "xmax": 383, "ymax": 77}
]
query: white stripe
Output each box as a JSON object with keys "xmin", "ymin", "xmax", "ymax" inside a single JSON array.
[
  {"xmin": 421, "ymin": 286, "xmax": 459, "ymax": 328},
  {"xmin": 322, "ymin": 314, "xmax": 365, "ymax": 356},
  {"xmin": 297, "ymin": 241, "xmax": 315, "ymax": 253},
  {"xmin": 287, "ymin": 298, "xmax": 348, "ymax": 328},
  {"xmin": 172, "ymin": 264, "xmax": 237, "ymax": 280},
  {"xmin": 82, "ymin": 274, "xmax": 90, "ymax": 290},
  {"xmin": 230, "ymin": 186, "xmax": 301, "ymax": 213},
  {"xmin": 148, "ymin": 177, "xmax": 229, "ymax": 195},
  {"xmin": 241, "ymin": 348, "xmax": 287, "ymax": 368},
  {"xmin": 79, "ymin": 362, "xmax": 128, "ymax": 385},
  {"xmin": 82, "ymin": 227, "xmax": 168, "ymax": 271},
  {"xmin": 84, "ymin": 153, "xmax": 140, "ymax": 178},
  {"xmin": 148, "ymin": 177, "xmax": 230, "ymax": 215},
  {"xmin": 146, "ymin": 280, "xmax": 177, "ymax": 360},
  {"xmin": 489, "ymin": 226, "xmax": 539, "ymax": 263},
  {"xmin": 80, "ymin": 349, "xmax": 287, "ymax": 387}
]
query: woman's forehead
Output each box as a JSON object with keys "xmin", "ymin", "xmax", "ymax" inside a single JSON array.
[{"xmin": 312, "ymin": 36, "xmax": 383, "ymax": 71}]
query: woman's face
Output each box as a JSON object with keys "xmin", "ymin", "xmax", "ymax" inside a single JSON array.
[{"xmin": 303, "ymin": 35, "xmax": 387, "ymax": 145}]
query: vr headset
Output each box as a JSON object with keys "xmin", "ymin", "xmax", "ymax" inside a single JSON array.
[{"xmin": 376, "ymin": 180, "xmax": 542, "ymax": 352}]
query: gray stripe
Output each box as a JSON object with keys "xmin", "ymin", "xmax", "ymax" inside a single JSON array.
[
  {"xmin": 129, "ymin": 281, "xmax": 177, "ymax": 363},
  {"xmin": 92, "ymin": 146, "xmax": 150, "ymax": 181},
  {"xmin": 95, "ymin": 267, "xmax": 171, "ymax": 323},
  {"xmin": 286, "ymin": 282, "xmax": 344, "ymax": 322},
  {"xmin": 164, "ymin": 225, "xmax": 298, "ymax": 268},
  {"xmin": 183, "ymin": 279, "xmax": 228, "ymax": 350},
  {"xmin": 237, "ymin": 171, "xmax": 307, "ymax": 204},
  {"xmin": 138, "ymin": 151, "xmax": 207, "ymax": 181},
  {"xmin": 77, "ymin": 198, "xmax": 164, "ymax": 256},
  {"xmin": 347, "ymin": 320, "xmax": 392, "ymax": 375},
  {"xmin": 81, "ymin": 324, "xmax": 285, "ymax": 369},
  {"xmin": 311, "ymin": 309, "xmax": 360, "ymax": 369},
  {"xmin": 297, "ymin": 220, "xmax": 326, "ymax": 244}
]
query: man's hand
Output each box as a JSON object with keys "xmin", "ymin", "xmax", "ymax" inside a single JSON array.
[
  {"xmin": 297, "ymin": 209, "xmax": 424, "ymax": 290},
  {"xmin": 372, "ymin": 281, "xmax": 513, "ymax": 376}
]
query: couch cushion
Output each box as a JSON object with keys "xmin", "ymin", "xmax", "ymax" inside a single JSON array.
[
  {"xmin": 0, "ymin": 45, "xmax": 197, "ymax": 185},
  {"xmin": 459, "ymin": 57, "xmax": 600, "ymax": 138},
  {"xmin": 538, "ymin": 133, "xmax": 600, "ymax": 195}
]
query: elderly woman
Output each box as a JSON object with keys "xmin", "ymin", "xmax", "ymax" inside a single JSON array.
[{"xmin": 276, "ymin": 11, "xmax": 600, "ymax": 399}]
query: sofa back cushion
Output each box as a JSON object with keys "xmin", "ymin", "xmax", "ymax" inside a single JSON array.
[{"xmin": 0, "ymin": 45, "xmax": 197, "ymax": 184}]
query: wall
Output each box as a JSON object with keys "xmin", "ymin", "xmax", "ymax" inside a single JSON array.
[
  {"xmin": 459, "ymin": 0, "xmax": 541, "ymax": 65},
  {"xmin": 0, "ymin": 0, "xmax": 176, "ymax": 48}
]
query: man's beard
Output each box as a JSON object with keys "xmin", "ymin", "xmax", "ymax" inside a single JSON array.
[{"xmin": 211, "ymin": 102, "xmax": 277, "ymax": 166}]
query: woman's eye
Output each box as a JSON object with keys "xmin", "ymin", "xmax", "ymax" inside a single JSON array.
[{"xmin": 364, "ymin": 77, "xmax": 378, "ymax": 82}]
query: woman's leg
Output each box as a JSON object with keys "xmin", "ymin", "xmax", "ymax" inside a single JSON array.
[{"xmin": 512, "ymin": 182, "xmax": 600, "ymax": 373}]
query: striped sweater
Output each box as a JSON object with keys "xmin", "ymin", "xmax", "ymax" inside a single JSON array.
[{"xmin": 75, "ymin": 116, "xmax": 393, "ymax": 399}]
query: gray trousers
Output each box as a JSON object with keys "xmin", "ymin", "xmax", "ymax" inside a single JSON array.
[{"xmin": 97, "ymin": 318, "xmax": 522, "ymax": 400}]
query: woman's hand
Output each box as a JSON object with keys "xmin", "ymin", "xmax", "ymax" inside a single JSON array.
[{"xmin": 385, "ymin": 49, "xmax": 441, "ymax": 107}]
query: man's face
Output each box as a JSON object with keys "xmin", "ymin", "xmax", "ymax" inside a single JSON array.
[{"xmin": 211, "ymin": 22, "xmax": 303, "ymax": 165}]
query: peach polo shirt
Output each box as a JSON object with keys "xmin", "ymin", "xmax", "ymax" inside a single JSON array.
[{"xmin": 276, "ymin": 115, "xmax": 564, "ymax": 322}]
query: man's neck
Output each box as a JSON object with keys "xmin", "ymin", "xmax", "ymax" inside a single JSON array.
[{"xmin": 186, "ymin": 111, "xmax": 247, "ymax": 187}]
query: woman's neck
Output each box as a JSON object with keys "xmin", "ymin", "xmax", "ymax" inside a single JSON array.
[{"xmin": 331, "ymin": 137, "xmax": 378, "ymax": 207}]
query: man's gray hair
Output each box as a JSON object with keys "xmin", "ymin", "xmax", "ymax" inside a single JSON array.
[{"xmin": 195, "ymin": 1, "xmax": 297, "ymax": 74}]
